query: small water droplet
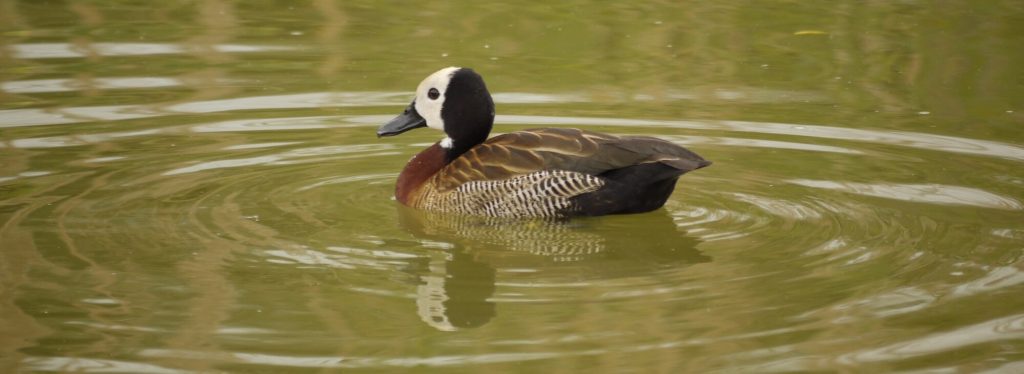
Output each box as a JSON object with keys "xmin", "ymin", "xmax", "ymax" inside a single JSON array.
[
  {"xmin": 441, "ymin": 52, "xmax": 448, "ymax": 57},
  {"xmin": 918, "ymin": 111, "xmax": 930, "ymax": 115},
  {"xmin": 290, "ymin": 31, "xmax": 303, "ymax": 36}
]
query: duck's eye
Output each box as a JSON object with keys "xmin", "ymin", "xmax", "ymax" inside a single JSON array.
[{"xmin": 427, "ymin": 88, "xmax": 440, "ymax": 100}]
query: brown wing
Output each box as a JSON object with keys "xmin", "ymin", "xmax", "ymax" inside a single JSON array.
[{"xmin": 435, "ymin": 128, "xmax": 708, "ymax": 191}]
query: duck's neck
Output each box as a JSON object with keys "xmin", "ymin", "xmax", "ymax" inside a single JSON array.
[
  {"xmin": 443, "ymin": 136, "xmax": 484, "ymax": 163},
  {"xmin": 439, "ymin": 67, "xmax": 495, "ymax": 161},
  {"xmin": 395, "ymin": 143, "xmax": 448, "ymax": 205}
]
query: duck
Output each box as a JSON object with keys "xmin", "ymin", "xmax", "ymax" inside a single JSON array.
[{"xmin": 377, "ymin": 67, "xmax": 710, "ymax": 218}]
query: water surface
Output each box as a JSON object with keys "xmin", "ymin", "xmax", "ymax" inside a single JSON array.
[{"xmin": 2, "ymin": 1, "xmax": 1024, "ymax": 372}]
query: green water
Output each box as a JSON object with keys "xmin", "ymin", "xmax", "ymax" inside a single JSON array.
[{"xmin": 2, "ymin": 1, "xmax": 1024, "ymax": 372}]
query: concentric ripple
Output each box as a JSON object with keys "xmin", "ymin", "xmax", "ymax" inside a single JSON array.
[
  {"xmin": 3, "ymin": 2, "xmax": 1023, "ymax": 370},
  {"xmin": 4, "ymin": 89, "xmax": 1023, "ymax": 371}
]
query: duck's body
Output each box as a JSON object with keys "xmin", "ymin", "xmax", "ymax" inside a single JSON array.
[{"xmin": 379, "ymin": 67, "xmax": 710, "ymax": 218}]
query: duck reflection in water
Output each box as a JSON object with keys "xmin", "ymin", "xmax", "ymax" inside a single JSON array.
[
  {"xmin": 398, "ymin": 206, "xmax": 710, "ymax": 331},
  {"xmin": 415, "ymin": 250, "xmax": 496, "ymax": 331}
]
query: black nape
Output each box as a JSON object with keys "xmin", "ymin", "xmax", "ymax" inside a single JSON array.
[{"xmin": 441, "ymin": 68, "xmax": 495, "ymax": 162}]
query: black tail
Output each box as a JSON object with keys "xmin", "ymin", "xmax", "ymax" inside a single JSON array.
[{"xmin": 570, "ymin": 160, "xmax": 705, "ymax": 216}]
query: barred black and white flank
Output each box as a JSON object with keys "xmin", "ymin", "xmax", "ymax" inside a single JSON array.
[{"xmin": 377, "ymin": 67, "xmax": 711, "ymax": 218}]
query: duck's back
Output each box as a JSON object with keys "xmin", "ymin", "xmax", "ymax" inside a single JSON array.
[{"xmin": 411, "ymin": 128, "xmax": 709, "ymax": 217}]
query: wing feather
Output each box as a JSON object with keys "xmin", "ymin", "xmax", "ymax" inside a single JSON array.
[{"xmin": 436, "ymin": 128, "xmax": 707, "ymax": 191}]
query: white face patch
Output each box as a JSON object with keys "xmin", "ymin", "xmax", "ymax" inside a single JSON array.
[
  {"xmin": 439, "ymin": 137, "xmax": 454, "ymax": 149},
  {"xmin": 414, "ymin": 67, "xmax": 460, "ymax": 133}
]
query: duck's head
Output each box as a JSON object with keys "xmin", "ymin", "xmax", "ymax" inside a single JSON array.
[{"xmin": 377, "ymin": 67, "xmax": 495, "ymax": 157}]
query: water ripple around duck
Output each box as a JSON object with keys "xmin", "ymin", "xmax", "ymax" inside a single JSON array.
[{"xmin": 4, "ymin": 94, "xmax": 1023, "ymax": 371}]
